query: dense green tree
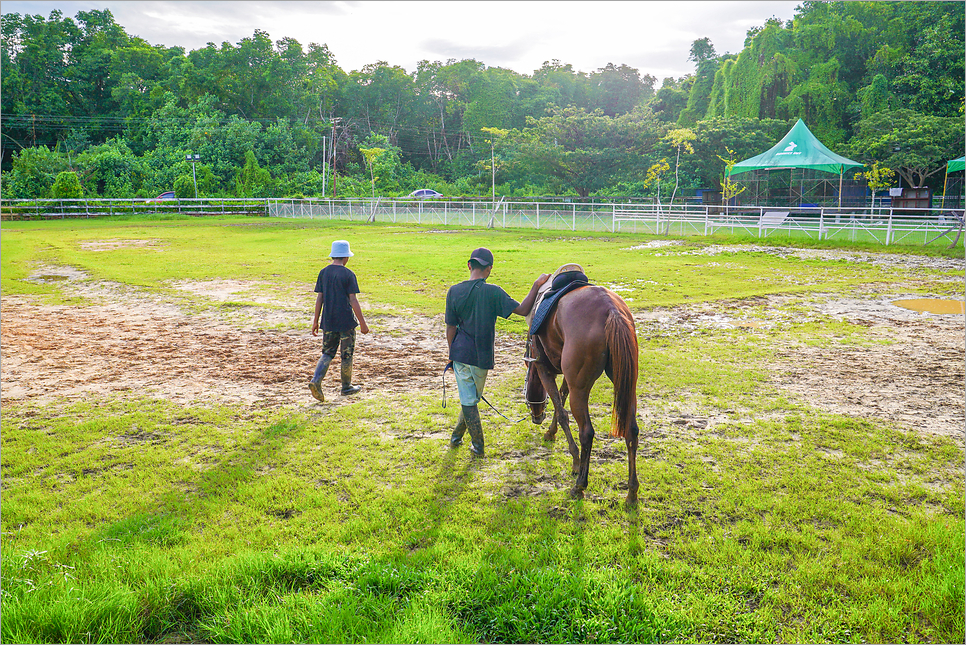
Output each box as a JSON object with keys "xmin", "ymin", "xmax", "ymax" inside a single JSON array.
[
  {"xmin": 587, "ymin": 63, "xmax": 655, "ymax": 117},
  {"xmin": 344, "ymin": 62, "xmax": 417, "ymax": 144},
  {"xmin": 2, "ymin": 3, "xmax": 962, "ymax": 199},
  {"xmin": 1, "ymin": 11, "xmax": 79, "ymax": 149},
  {"xmin": 78, "ymin": 136, "xmax": 147, "ymax": 197},
  {"xmin": 515, "ymin": 106, "xmax": 656, "ymax": 197},
  {"xmin": 2, "ymin": 146, "xmax": 69, "ymax": 197},
  {"xmin": 235, "ymin": 149, "xmax": 273, "ymax": 197},
  {"xmin": 677, "ymin": 38, "xmax": 719, "ymax": 127},
  {"xmin": 651, "ymin": 77, "xmax": 691, "ymax": 124},
  {"xmin": 847, "ymin": 109, "xmax": 964, "ymax": 188}
]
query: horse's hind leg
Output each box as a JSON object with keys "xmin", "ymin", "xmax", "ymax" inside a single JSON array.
[
  {"xmin": 568, "ymin": 387, "xmax": 595, "ymax": 498},
  {"xmin": 625, "ymin": 417, "xmax": 640, "ymax": 507}
]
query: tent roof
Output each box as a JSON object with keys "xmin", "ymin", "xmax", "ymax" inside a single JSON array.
[
  {"xmin": 947, "ymin": 156, "xmax": 965, "ymax": 173},
  {"xmin": 727, "ymin": 119, "xmax": 864, "ymax": 177}
]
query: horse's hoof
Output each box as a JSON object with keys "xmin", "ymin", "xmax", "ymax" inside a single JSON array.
[
  {"xmin": 543, "ymin": 431, "xmax": 555, "ymax": 441},
  {"xmin": 569, "ymin": 487, "xmax": 584, "ymax": 499},
  {"xmin": 624, "ymin": 495, "xmax": 638, "ymax": 509}
]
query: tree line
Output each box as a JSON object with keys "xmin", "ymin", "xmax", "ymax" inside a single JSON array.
[{"xmin": 1, "ymin": 1, "xmax": 963, "ymax": 201}]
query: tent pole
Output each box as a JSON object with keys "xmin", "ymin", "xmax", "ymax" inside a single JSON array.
[{"xmin": 838, "ymin": 168, "xmax": 843, "ymax": 209}]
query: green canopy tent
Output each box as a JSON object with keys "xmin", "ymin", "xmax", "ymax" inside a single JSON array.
[
  {"xmin": 941, "ymin": 155, "xmax": 965, "ymax": 209},
  {"xmin": 726, "ymin": 119, "xmax": 864, "ymax": 207},
  {"xmin": 927, "ymin": 156, "xmax": 965, "ymax": 249}
]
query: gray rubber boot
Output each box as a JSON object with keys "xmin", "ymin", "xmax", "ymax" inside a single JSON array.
[
  {"xmin": 462, "ymin": 404, "xmax": 485, "ymax": 456},
  {"xmin": 309, "ymin": 354, "xmax": 333, "ymax": 402},
  {"xmin": 450, "ymin": 411, "xmax": 467, "ymax": 447},
  {"xmin": 340, "ymin": 359, "xmax": 361, "ymax": 395}
]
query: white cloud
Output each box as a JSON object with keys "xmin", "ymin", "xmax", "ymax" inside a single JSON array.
[{"xmin": 3, "ymin": 0, "xmax": 800, "ymax": 77}]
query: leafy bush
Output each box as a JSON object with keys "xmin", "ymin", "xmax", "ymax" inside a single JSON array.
[{"xmin": 50, "ymin": 171, "xmax": 84, "ymax": 199}]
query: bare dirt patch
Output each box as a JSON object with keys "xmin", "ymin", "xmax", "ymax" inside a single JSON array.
[
  {"xmin": 78, "ymin": 239, "xmax": 164, "ymax": 252},
  {"xmin": 2, "ymin": 264, "xmax": 962, "ymax": 440},
  {"xmin": 633, "ymin": 291, "xmax": 964, "ymax": 437},
  {"xmin": 1, "ymin": 271, "xmax": 521, "ymax": 410}
]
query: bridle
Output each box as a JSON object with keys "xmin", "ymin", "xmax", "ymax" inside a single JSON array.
[{"xmin": 523, "ymin": 338, "xmax": 549, "ymax": 409}]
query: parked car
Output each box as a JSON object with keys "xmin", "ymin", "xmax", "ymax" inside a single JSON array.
[
  {"xmin": 407, "ymin": 188, "xmax": 443, "ymax": 199},
  {"xmin": 146, "ymin": 191, "xmax": 177, "ymax": 203}
]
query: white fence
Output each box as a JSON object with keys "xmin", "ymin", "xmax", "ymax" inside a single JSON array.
[
  {"xmin": 3, "ymin": 197, "xmax": 963, "ymax": 247},
  {"xmin": 270, "ymin": 198, "xmax": 964, "ymax": 247},
  {"xmin": 267, "ymin": 198, "xmax": 617, "ymax": 232},
  {"xmin": 0, "ymin": 197, "xmax": 265, "ymax": 219}
]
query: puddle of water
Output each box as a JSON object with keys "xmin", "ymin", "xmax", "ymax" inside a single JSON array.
[
  {"xmin": 892, "ymin": 299, "xmax": 965, "ymax": 315},
  {"xmin": 31, "ymin": 275, "xmax": 70, "ymax": 283}
]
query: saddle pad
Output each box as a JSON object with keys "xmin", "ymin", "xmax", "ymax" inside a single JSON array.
[
  {"xmin": 529, "ymin": 280, "xmax": 590, "ymax": 336},
  {"xmin": 525, "ymin": 263, "xmax": 584, "ymax": 329}
]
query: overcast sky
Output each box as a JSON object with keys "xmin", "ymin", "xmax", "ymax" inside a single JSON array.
[{"xmin": 3, "ymin": 1, "xmax": 802, "ymax": 80}]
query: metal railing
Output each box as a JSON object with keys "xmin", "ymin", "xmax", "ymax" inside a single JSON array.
[
  {"xmin": 268, "ymin": 198, "xmax": 621, "ymax": 233},
  {"xmin": 612, "ymin": 203, "xmax": 965, "ymax": 246},
  {"xmin": 3, "ymin": 197, "xmax": 963, "ymax": 247},
  {"xmin": 0, "ymin": 197, "xmax": 267, "ymax": 219}
]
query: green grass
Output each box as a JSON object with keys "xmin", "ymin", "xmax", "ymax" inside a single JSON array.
[{"xmin": 2, "ymin": 216, "xmax": 963, "ymax": 643}]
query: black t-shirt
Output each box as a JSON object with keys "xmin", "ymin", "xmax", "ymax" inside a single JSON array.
[
  {"xmin": 315, "ymin": 264, "xmax": 360, "ymax": 332},
  {"xmin": 445, "ymin": 278, "xmax": 519, "ymax": 370}
]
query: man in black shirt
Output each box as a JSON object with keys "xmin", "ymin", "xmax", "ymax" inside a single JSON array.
[
  {"xmin": 310, "ymin": 240, "xmax": 370, "ymax": 402},
  {"xmin": 445, "ymin": 247, "xmax": 548, "ymax": 456}
]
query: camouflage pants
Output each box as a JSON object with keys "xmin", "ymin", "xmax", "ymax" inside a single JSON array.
[{"xmin": 320, "ymin": 328, "xmax": 356, "ymax": 363}]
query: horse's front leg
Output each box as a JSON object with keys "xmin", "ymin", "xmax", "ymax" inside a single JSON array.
[
  {"xmin": 546, "ymin": 378, "xmax": 569, "ymax": 439},
  {"xmin": 568, "ymin": 388, "xmax": 595, "ymax": 498},
  {"xmin": 536, "ymin": 365, "xmax": 579, "ymax": 474}
]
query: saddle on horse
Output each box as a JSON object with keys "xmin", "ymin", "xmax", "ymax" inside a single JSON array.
[{"xmin": 527, "ymin": 263, "xmax": 590, "ymax": 336}]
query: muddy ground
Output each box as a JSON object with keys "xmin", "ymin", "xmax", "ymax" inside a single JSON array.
[{"xmin": 2, "ymin": 248, "xmax": 963, "ymax": 442}]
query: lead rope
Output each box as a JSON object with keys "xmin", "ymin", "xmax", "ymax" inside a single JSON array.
[{"xmin": 441, "ymin": 361, "xmax": 529, "ymax": 423}]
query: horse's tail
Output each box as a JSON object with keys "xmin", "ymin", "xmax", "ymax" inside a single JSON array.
[{"xmin": 604, "ymin": 293, "xmax": 639, "ymax": 438}]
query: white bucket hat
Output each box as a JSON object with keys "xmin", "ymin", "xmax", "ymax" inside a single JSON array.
[{"xmin": 330, "ymin": 240, "xmax": 354, "ymax": 258}]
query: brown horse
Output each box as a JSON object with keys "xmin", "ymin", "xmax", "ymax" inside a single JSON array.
[{"xmin": 525, "ymin": 285, "xmax": 640, "ymax": 504}]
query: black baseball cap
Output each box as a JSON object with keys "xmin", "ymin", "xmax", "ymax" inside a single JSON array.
[{"xmin": 469, "ymin": 247, "xmax": 494, "ymax": 267}]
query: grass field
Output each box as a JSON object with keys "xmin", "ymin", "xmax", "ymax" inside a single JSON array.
[{"xmin": 1, "ymin": 215, "xmax": 963, "ymax": 643}]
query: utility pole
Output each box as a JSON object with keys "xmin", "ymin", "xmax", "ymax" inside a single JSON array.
[
  {"xmin": 491, "ymin": 138, "xmax": 496, "ymax": 205},
  {"xmin": 321, "ymin": 136, "xmax": 327, "ymax": 198},
  {"xmin": 331, "ymin": 118, "xmax": 341, "ymax": 198}
]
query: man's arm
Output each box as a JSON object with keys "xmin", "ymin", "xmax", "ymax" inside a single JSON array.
[
  {"xmin": 311, "ymin": 292, "xmax": 323, "ymax": 336},
  {"xmin": 349, "ymin": 293, "xmax": 369, "ymax": 334},
  {"xmin": 511, "ymin": 274, "xmax": 550, "ymax": 316},
  {"xmin": 446, "ymin": 324, "xmax": 457, "ymax": 350}
]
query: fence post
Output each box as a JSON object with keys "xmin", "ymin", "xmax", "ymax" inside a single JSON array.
[
  {"xmin": 572, "ymin": 204, "xmax": 576, "ymax": 231},
  {"xmin": 536, "ymin": 202, "xmax": 540, "ymax": 229},
  {"xmin": 886, "ymin": 209, "xmax": 893, "ymax": 245}
]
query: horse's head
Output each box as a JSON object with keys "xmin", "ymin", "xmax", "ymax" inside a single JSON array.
[{"xmin": 524, "ymin": 359, "xmax": 547, "ymax": 425}]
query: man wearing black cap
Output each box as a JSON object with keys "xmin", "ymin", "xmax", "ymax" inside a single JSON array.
[{"xmin": 444, "ymin": 247, "xmax": 548, "ymax": 456}]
